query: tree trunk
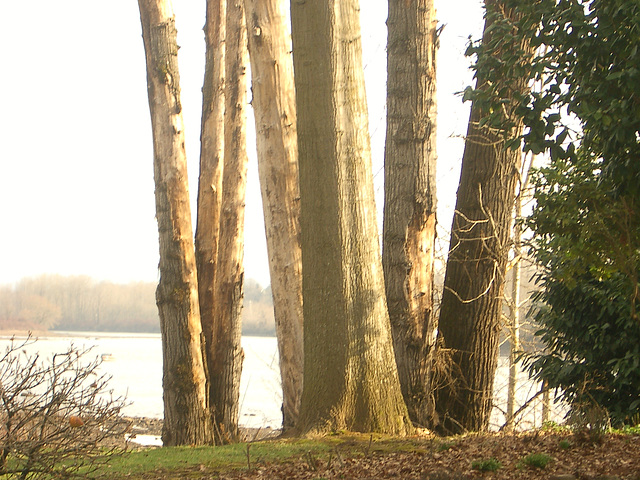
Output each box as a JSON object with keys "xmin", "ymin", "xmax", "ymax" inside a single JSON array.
[
  {"xmin": 195, "ymin": 0, "xmax": 226, "ymax": 439},
  {"xmin": 383, "ymin": 0, "xmax": 438, "ymax": 428},
  {"xmin": 291, "ymin": 0, "xmax": 413, "ymax": 436},
  {"xmin": 243, "ymin": 0, "xmax": 304, "ymax": 430},
  {"xmin": 505, "ymin": 153, "xmax": 531, "ymax": 430},
  {"xmin": 207, "ymin": 0, "xmax": 249, "ymax": 442},
  {"xmin": 434, "ymin": 0, "xmax": 531, "ymax": 434},
  {"xmin": 137, "ymin": 0, "xmax": 213, "ymax": 446}
]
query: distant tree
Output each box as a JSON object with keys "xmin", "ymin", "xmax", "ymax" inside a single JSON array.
[
  {"xmin": 243, "ymin": 0, "xmax": 304, "ymax": 430},
  {"xmin": 137, "ymin": 0, "xmax": 213, "ymax": 446},
  {"xmin": 383, "ymin": 0, "xmax": 439, "ymax": 427},
  {"xmin": 291, "ymin": 0, "xmax": 413, "ymax": 435},
  {"xmin": 434, "ymin": 0, "xmax": 534, "ymax": 434}
]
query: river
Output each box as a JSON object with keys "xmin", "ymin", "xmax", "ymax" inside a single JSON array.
[{"xmin": 0, "ymin": 331, "xmax": 561, "ymax": 432}]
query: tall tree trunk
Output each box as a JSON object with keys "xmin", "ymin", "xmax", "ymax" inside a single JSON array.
[
  {"xmin": 291, "ymin": 0, "xmax": 413, "ymax": 436},
  {"xmin": 434, "ymin": 0, "xmax": 531, "ymax": 434},
  {"xmin": 195, "ymin": 0, "xmax": 226, "ymax": 437},
  {"xmin": 137, "ymin": 0, "xmax": 213, "ymax": 446},
  {"xmin": 207, "ymin": 0, "xmax": 249, "ymax": 442},
  {"xmin": 383, "ymin": 0, "xmax": 438, "ymax": 428},
  {"xmin": 243, "ymin": 0, "xmax": 304, "ymax": 430}
]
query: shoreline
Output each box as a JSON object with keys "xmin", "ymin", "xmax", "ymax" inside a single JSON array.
[{"xmin": 124, "ymin": 416, "xmax": 280, "ymax": 447}]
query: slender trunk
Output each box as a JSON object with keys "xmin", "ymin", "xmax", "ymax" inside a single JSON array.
[
  {"xmin": 195, "ymin": 0, "xmax": 226, "ymax": 434},
  {"xmin": 292, "ymin": 0, "xmax": 413, "ymax": 436},
  {"xmin": 542, "ymin": 381, "xmax": 550, "ymax": 424},
  {"xmin": 383, "ymin": 0, "xmax": 438, "ymax": 428},
  {"xmin": 434, "ymin": 0, "xmax": 532, "ymax": 434},
  {"xmin": 207, "ymin": 0, "xmax": 249, "ymax": 442},
  {"xmin": 505, "ymin": 153, "xmax": 531, "ymax": 430},
  {"xmin": 243, "ymin": 0, "xmax": 304, "ymax": 430},
  {"xmin": 137, "ymin": 0, "xmax": 213, "ymax": 446},
  {"xmin": 505, "ymin": 225, "xmax": 521, "ymax": 430}
]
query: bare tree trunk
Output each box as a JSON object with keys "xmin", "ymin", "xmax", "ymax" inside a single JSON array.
[
  {"xmin": 291, "ymin": 0, "xmax": 413, "ymax": 436},
  {"xmin": 434, "ymin": 0, "xmax": 532, "ymax": 434},
  {"xmin": 542, "ymin": 381, "xmax": 550, "ymax": 423},
  {"xmin": 505, "ymin": 153, "xmax": 532, "ymax": 430},
  {"xmin": 383, "ymin": 0, "xmax": 438, "ymax": 428},
  {"xmin": 195, "ymin": 0, "xmax": 226, "ymax": 437},
  {"xmin": 137, "ymin": 0, "xmax": 213, "ymax": 446},
  {"xmin": 243, "ymin": 0, "xmax": 304, "ymax": 430},
  {"xmin": 506, "ymin": 242, "xmax": 521, "ymax": 429},
  {"xmin": 207, "ymin": 0, "xmax": 249, "ymax": 442}
]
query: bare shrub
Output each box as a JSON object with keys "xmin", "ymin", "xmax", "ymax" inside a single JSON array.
[{"xmin": 0, "ymin": 335, "xmax": 131, "ymax": 479}]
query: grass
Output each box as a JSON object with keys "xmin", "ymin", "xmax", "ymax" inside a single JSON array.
[
  {"xmin": 559, "ymin": 438, "xmax": 572, "ymax": 449},
  {"xmin": 471, "ymin": 457, "xmax": 502, "ymax": 472},
  {"xmin": 60, "ymin": 427, "xmax": 640, "ymax": 479},
  {"xmin": 518, "ymin": 452, "xmax": 552, "ymax": 469},
  {"xmin": 91, "ymin": 433, "xmax": 429, "ymax": 478},
  {"xmin": 91, "ymin": 439, "xmax": 332, "ymax": 477}
]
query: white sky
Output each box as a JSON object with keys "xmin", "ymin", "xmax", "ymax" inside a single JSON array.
[{"xmin": 0, "ymin": 0, "xmax": 483, "ymax": 288}]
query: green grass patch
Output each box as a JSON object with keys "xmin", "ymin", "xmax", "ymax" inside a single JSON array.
[
  {"xmin": 541, "ymin": 421, "xmax": 571, "ymax": 433},
  {"xmin": 471, "ymin": 457, "xmax": 502, "ymax": 472},
  {"xmin": 91, "ymin": 439, "xmax": 332, "ymax": 478},
  {"xmin": 90, "ymin": 433, "xmax": 432, "ymax": 479},
  {"xmin": 559, "ymin": 438, "xmax": 572, "ymax": 449},
  {"xmin": 518, "ymin": 452, "xmax": 552, "ymax": 469},
  {"xmin": 616, "ymin": 424, "xmax": 640, "ymax": 435},
  {"xmin": 436, "ymin": 440, "xmax": 455, "ymax": 451}
]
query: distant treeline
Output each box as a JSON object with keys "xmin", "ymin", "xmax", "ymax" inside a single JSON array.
[{"xmin": 0, "ymin": 275, "xmax": 275, "ymax": 336}]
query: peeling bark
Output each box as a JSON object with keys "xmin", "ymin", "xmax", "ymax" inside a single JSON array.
[
  {"xmin": 137, "ymin": 0, "xmax": 213, "ymax": 446},
  {"xmin": 383, "ymin": 0, "xmax": 438, "ymax": 428},
  {"xmin": 244, "ymin": 0, "xmax": 304, "ymax": 430}
]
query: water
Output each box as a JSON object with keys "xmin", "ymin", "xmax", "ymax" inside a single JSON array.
[
  {"xmin": 0, "ymin": 332, "xmax": 562, "ymax": 432},
  {"xmin": 0, "ymin": 332, "xmax": 282, "ymax": 430}
]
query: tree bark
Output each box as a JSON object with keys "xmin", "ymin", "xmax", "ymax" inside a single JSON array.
[
  {"xmin": 434, "ymin": 0, "xmax": 531, "ymax": 434},
  {"xmin": 291, "ymin": 0, "xmax": 413, "ymax": 436},
  {"xmin": 383, "ymin": 0, "xmax": 438, "ymax": 428},
  {"xmin": 243, "ymin": 0, "xmax": 304, "ymax": 430},
  {"xmin": 137, "ymin": 0, "xmax": 213, "ymax": 446},
  {"xmin": 207, "ymin": 0, "xmax": 249, "ymax": 442},
  {"xmin": 195, "ymin": 0, "xmax": 226, "ymax": 439}
]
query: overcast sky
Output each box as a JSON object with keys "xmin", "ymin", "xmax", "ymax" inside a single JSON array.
[{"xmin": 0, "ymin": 0, "xmax": 483, "ymax": 288}]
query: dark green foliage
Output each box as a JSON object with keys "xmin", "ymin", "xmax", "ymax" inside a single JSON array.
[
  {"xmin": 465, "ymin": 0, "xmax": 640, "ymax": 426},
  {"xmin": 525, "ymin": 153, "xmax": 640, "ymax": 425},
  {"xmin": 466, "ymin": 0, "xmax": 640, "ymax": 195}
]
